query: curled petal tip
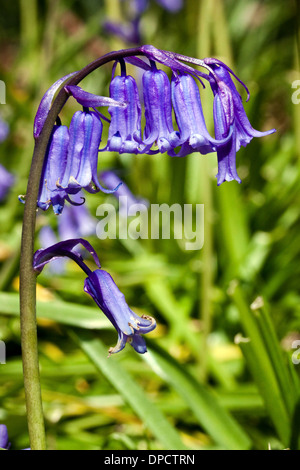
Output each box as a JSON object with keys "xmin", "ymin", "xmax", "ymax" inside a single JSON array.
[{"xmin": 65, "ymin": 85, "xmax": 127, "ymax": 109}]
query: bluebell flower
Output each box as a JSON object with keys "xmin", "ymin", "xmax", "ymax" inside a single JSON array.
[
  {"xmin": 36, "ymin": 107, "xmax": 123, "ymax": 214},
  {"xmin": 0, "ymin": 164, "xmax": 14, "ymax": 201},
  {"xmin": 37, "ymin": 124, "xmax": 70, "ymax": 214},
  {"xmin": 59, "ymin": 109, "xmax": 122, "ymax": 194},
  {"xmin": 59, "ymin": 110, "xmax": 103, "ymax": 192},
  {"xmin": 205, "ymin": 59, "xmax": 276, "ymax": 185},
  {"xmin": 140, "ymin": 63, "xmax": 180, "ymax": 153},
  {"xmin": 104, "ymin": 73, "xmax": 143, "ymax": 154},
  {"xmin": 84, "ymin": 270, "xmax": 156, "ymax": 354},
  {"xmin": 33, "ymin": 239, "xmax": 156, "ymax": 355},
  {"xmin": 170, "ymin": 71, "xmax": 231, "ymax": 157}
]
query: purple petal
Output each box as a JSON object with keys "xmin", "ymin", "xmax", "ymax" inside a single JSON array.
[
  {"xmin": 105, "ymin": 75, "xmax": 142, "ymax": 154},
  {"xmin": 65, "ymin": 85, "xmax": 127, "ymax": 109},
  {"xmin": 142, "ymin": 67, "xmax": 180, "ymax": 152},
  {"xmin": 61, "ymin": 111, "xmax": 102, "ymax": 190},
  {"xmin": 84, "ymin": 269, "xmax": 156, "ymax": 355},
  {"xmin": 171, "ymin": 72, "xmax": 231, "ymax": 156},
  {"xmin": 38, "ymin": 226, "xmax": 67, "ymax": 275},
  {"xmin": 33, "ymin": 238, "xmax": 101, "ymax": 273},
  {"xmin": 37, "ymin": 125, "xmax": 69, "ymax": 214},
  {"xmin": 34, "ymin": 72, "xmax": 77, "ymax": 138},
  {"xmin": 204, "ymin": 58, "xmax": 250, "ymax": 101},
  {"xmin": 213, "ymin": 94, "xmax": 241, "ymax": 185},
  {"xmin": 211, "ymin": 64, "xmax": 276, "ymax": 149},
  {"xmin": 125, "ymin": 56, "xmax": 151, "ymax": 71},
  {"xmin": 141, "ymin": 46, "xmax": 208, "ymax": 85}
]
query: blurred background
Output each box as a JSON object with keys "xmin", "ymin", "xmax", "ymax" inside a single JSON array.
[{"xmin": 0, "ymin": 0, "xmax": 299, "ymax": 450}]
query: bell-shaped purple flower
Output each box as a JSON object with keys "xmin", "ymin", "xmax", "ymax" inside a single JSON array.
[
  {"xmin": 105, "ymin": 74, "xmax": 143, "ymax": 154},
  {"xmin": 141, "ymin": 65, "xmax": 180, "ymax": 153},
  {"xmin": 33, "ymin": 239, "xmax": 156, "ymax": 355},
  {"xmin": 0, "ymin": 424, "xmax": 10, "ymax": 450},
  {"xmin": 37, "ymin": 124, "xmax": 69, "ymax": 214},
  {"xmin": 84, "ymin": 270, "xmax": 156, "ymax": 355},
  {"xmin": 60, "ymin": 111, "xmax": 102, "ymax": 191},
  {"xmin": 211, "ymin": 62, "xmax": 275, "ymax": 150},
  {"xmin": 0, "ymin": 164, "xmax": 14, "ymax": 201},
  {"xmin": 59, "ymin": 110, "xmax": 120, "ymax": 195},
  {"xmin": 170, "ymin": 72, "xmax": 231, "ymax": 157},
  {"xmin": 213, "ymin": 92, "xmax": 240, "ymax": 184},
  {"xmin": 208, "ymin": 61, "xmax": 276, "ymax": 185}
]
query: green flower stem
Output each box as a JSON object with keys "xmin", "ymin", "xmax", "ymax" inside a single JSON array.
[
  {"xmin": 196, "ymin": 0, "xmax": 214, "ymax": 380},
  {"xmin": 19, "ymin": 46, "xmax": 144, "ymax": 450}
]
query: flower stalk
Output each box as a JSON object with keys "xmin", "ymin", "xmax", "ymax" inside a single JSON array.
[{"xmin": 19, "ymin": 46, "xmax": 143, "ymax": 450}]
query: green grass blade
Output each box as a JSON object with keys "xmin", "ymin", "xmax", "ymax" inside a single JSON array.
[
  {"xmin": 232, "ymin": 284, "xmax": 291, "ymax": 444},
  {"xmin": 144, "ymin": 342, "xmax": 252, "ymax": 450},
  {"xmin": 69, "ymin": 329, "xmax": 187, "ymax": 450},
  {"xmin": 0, "ymin": 292, "xmax": 110, "ymax": 330}
]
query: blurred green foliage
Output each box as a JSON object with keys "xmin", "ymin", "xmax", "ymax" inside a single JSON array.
[{"xmin": 0, "ymin": 0, "xmax": 299, "ymax": 450}]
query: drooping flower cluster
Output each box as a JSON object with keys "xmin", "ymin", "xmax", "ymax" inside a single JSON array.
[
  {"xmin": 32, "ymin": 45, "xmax": 275, "ymax": 214},
  {"xmin": 33, "ymin": 239, "xmax": 156, "ymax": 355}
]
